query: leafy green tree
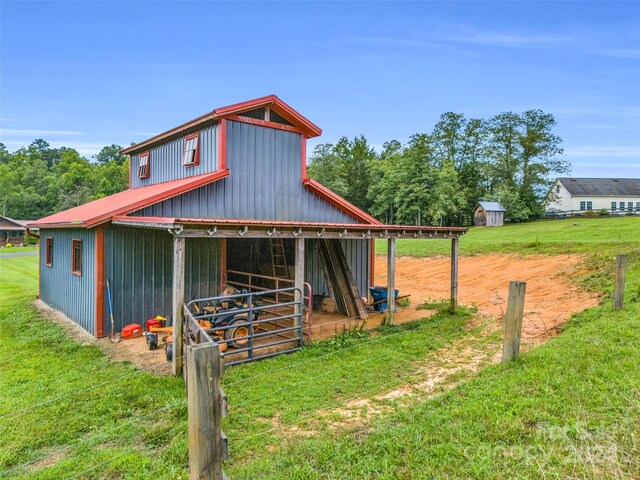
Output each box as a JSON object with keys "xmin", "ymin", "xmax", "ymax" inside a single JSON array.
[
  {"xmin": 427, "ymin": 160, "xmax": 466, "ymax": 225},
  {"xmin": 95, "ymin": 144, "xmax": 127, "ymax": 166},
  {"xmin": 368, "ymin": 140, "xmax": 403, "ymax": 223},
  {"xmin": 334, "ymin": 136, "xmax": 376, "ymax": 212},
  {"xmin": 307, "ymin": 143, "xmax": 346, "ymax": 197}
]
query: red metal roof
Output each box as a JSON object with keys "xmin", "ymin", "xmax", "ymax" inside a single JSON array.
[
  {"xmin": 28, "ymin": 170, "xmax": 230, "ymax": 229},
  {"xmin": 121, "ymin": 95, "xmax": 322, "ymax": 155}
]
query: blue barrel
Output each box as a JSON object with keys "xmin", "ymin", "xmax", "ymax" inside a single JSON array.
[{"xmin": 369, "ymin": 286, "xmax": 399, "ymax": 313}]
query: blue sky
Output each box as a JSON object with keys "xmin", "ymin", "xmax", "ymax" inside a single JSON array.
[{"xmin": 1, "ymin": 1, "xmax": 639, "ymax": 177}]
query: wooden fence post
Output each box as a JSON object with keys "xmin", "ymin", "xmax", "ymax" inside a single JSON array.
[
  {"xmin": 612, "ymin": 254, "xmax": 628, "ymax": 311},
  {"xmin": 502, "ymin": 280, "xmax": 527, "ymax": 363},
  {"xmin": 386, "ymin": 237, "xmax": 396, "ymax": 325},
  {"xmin": 173, "ymin": 236, "xmax": 186, "ymax": 376},
  {"xmin": 187, "ymin": 343, "xmax": 226, "ymax": 480},
  {"xmin": 450, "ymin": 237, "xmax": 459, "ymax": 313},
  {"xmin": 294, "ymin": 237, "xmax": 305, "ymax": 346}
]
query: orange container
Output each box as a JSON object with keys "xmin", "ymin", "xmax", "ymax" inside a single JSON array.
[{"xmin": 121, "ymin": 323, "xmax": 142, "ymax": 339}]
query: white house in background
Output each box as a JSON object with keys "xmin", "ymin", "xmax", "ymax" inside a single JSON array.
[{"xmin": 546, "ymin": 178, "xmax": 640, "ymax": 213}]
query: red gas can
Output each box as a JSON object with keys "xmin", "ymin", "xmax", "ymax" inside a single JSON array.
[
  {"xmin": 121, "ymin": 323, "xmax": 142, "ymax": 339},
  {"xmin": 146, "ymin": 318, "xmax": 161, "ymax": 331}
]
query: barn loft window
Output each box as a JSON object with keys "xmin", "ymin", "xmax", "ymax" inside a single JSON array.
[
  {"xmin": 71, "ymin": 239, "xmax": 82, "ymax": 276},
  {"xmin": 45, "ymin": 237, "xmax": 53, "ymax": 267},
  {"xmin": 183, "ymin": 132, "xmax": 200, "ymax": 166},
  {"xmin": 239, "ymin": 107, "xmax": 294, "ymax": 126},
  {"xmin": 137, "ymin": 151, "xmax": 150, "ymax": 179}
]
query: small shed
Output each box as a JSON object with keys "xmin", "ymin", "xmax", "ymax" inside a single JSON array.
[{"xmin": 474, "ymin": 201, "xmax": 506, "ymax": 227}]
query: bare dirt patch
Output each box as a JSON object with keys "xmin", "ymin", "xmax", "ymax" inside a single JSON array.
[
  {"xmin": 375, "ymin": 254, "xmax": 599, "ymax": 342},
  {"xmin": 33, "ymin": 299, "xmax": 171, "ymax": 375}
]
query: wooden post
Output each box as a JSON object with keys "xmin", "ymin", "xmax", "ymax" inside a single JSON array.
[
  {"xmin": 450, "ymin": 237, "xmax": 459, "ymax": 313},
  {"xmin": 612, "ymin": 254, "xmax": 628, "ymax": 311},
  {"xmin": 387, "ymin": 237, "xmax": 396, "ymax": 325},
  {"xmin": 294, "ymin": 238, "xmax": 305, "ymax": 346},
  {"xmin": 173, "ymin": 236, "xmax": 186, "ymax": 376},
  {"xmin": 502, "ymin": 280, "xmax": 527, "ymax": 363},
  {"xmin": 187, "ymin": 343, "xmax": 225, "ymax": 480}
]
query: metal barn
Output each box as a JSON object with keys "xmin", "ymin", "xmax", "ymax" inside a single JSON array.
[
  {"xmin": 29, "ymin": 96, "xmax": 466, "ymax": 372},
  {"xmin": 474, "ymin": 201, "xmax": 506, "ymax": 227}
]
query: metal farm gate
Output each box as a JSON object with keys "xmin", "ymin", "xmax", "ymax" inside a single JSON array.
[{"xmin": 183, "ymin": 286, "xmax": 307, "ymax": 366}]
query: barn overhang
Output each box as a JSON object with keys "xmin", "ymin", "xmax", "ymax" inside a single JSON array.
[{"xmin": 111, "ymin": 216, "xmax": 467, "ymax": 240}]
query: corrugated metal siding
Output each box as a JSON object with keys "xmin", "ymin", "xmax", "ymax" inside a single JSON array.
[
  {"xmin": 103, "ymin": 227, "xmax": 219, "ymax": 334},
  {"xmin": 132, "ymin": 121, "xmax": 357, "ymax": 223},
  {"xmin": 130, "ymin": 123, "xmax": 218, "ymax": 188},
  {"xmin": 305, "ymin": 239, "xmax": 370, "ymax": 300},
  {"xmin": 40, "ymin": 228, "xmax": 96, "ymax": 334}
]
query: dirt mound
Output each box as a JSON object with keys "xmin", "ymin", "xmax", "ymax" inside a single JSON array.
[{"xmin": 375, "ymin": 254, "xmax": 599, "ymax": 341}]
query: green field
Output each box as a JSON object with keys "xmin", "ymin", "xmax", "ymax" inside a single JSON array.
[
  {"xmin": 1, "ymin": 217, "xmax": 639, "ymax": 479},
  {"xmin": 0, "ymin": 246, "xmax": 38, "ymax": 255},
  {"xmin": 376, "ymin": 216, "xmax": 640, "ymax": 256}
]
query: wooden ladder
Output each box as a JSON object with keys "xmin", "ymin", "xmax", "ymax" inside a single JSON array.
[{"xmin": 270, "ymin": 239, "xmax": 290, "ymax": 279}]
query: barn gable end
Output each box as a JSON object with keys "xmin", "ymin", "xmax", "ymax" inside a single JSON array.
[{"xmin": 131, "ymin": 120, "xmax": 361, "ymax": 223}]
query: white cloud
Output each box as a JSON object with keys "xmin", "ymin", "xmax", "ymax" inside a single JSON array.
[
  {"xmin": 0, "ymin": 128, "xmax": 82, "ymax": 137},
  {"xmin": 593, "ymin": 48, "xmax": 640, "ymax": 59},
  {"xmin": 2, "ymin": 139, "xmax": 104, "ymax": 158},
  {"xmin": 565, "ymin": 146, "xmax": 640, "ymax": 157}
]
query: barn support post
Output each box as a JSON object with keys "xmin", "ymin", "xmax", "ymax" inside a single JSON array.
[
  {"xmin": 612, "ymin": 254, "xmax": 628, "ymax": 311},
  {"xmin": 172, "ymin": 236, "xmax": 186, "ymax": 376},
  {"xmin": 450, "ymin": 237, "xmax": 459, "ymax": 313},
  {"xmin": 386, "ymin": 237, "xmax": 396, "ymax": 325},
  {"xmin": 502, "ymin": 280, "xmax": 527, "ymax": 362},
  {"xmin": 187, "ymin": 342, "xmax": 226, "ymax": 480},
  {"xmin": 294, "ymin": 237, "xmax": 305, "ymax": 346}
]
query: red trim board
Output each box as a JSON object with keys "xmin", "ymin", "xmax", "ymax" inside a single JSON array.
[{"xmin": 95, "ymin": 227, "xmax": 105, "ymax": 337}]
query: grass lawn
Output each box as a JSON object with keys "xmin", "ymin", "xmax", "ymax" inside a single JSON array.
[
  {"xmin": 1, "ymin": 217, "xmax": 639, "ymax": 479},
  {"xmin": 0, "ymin": 246, "xmax": 38, "ymax": 255},
  {"xmin": 376, "ymin": 216, "xmax": 640, "ymax": 256}
]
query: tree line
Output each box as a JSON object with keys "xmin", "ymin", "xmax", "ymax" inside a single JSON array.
[
  {"xmin": 308, "ymin": 110, "xmax": 569, "ymax": 225},
  {"xmin": 0, "ymin": 140, "xmax": 128, "ymax": 220},
  {"xmin": 1, "ymin": 109, "xmax": 567, "ymax": 224}
]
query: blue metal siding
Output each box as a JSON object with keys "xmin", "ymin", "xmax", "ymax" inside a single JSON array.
[
  {"xmin": 103, "ymin": 227, "xmax": 219, "ymax": 334},
  {"xmin": 132, "ymin": 121, "xmax": 357, "ymax": 223},
  {"xmin": 305, "ymin": 239, "xmax": 370, "ymax": 300},
  {"xmin": 40, "ymin": 228, "xmax": 96, "ymax": 334},
  {"xmin": 130, "ymin": 123, "xmax": 218, "ymax": 188}
]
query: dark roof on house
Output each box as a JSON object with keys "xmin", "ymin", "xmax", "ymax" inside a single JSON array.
[
  {"xmin": 558, "ymin": 178, "xmax": 640, "ymax": 197},
  {"xmin": 121, "ymin": 95, "xmax": 322, "ymax": 155},
  {"xmin": 0, "ymin": 216, "xmax": 29, "ymax": 230},
  {"xmin": 475, "ymin": 201, "xmax": 506, "ymax": 212}
]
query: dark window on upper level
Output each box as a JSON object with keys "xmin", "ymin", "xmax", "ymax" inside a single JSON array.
[
  {"xmin": 239, "ymin": 107, "xmax": 294, "ymax": 127},
  {"xmin": 137, "ymin": 151, "xmax": 150, "ymax": 179},
  {"xmin": 45, "ymin": 237, "xmax": 53, "ymax": 267},
  {"xmin": 183, "ymin": 132, "xmax": 200, "ymax": 167},
  {"xmin": 72, "ymin": 239, "xmax": 82, "ymax": 276},
  {"xmin": 269, "ymin": 110, "xmax": 293, "ymax": 126}
]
